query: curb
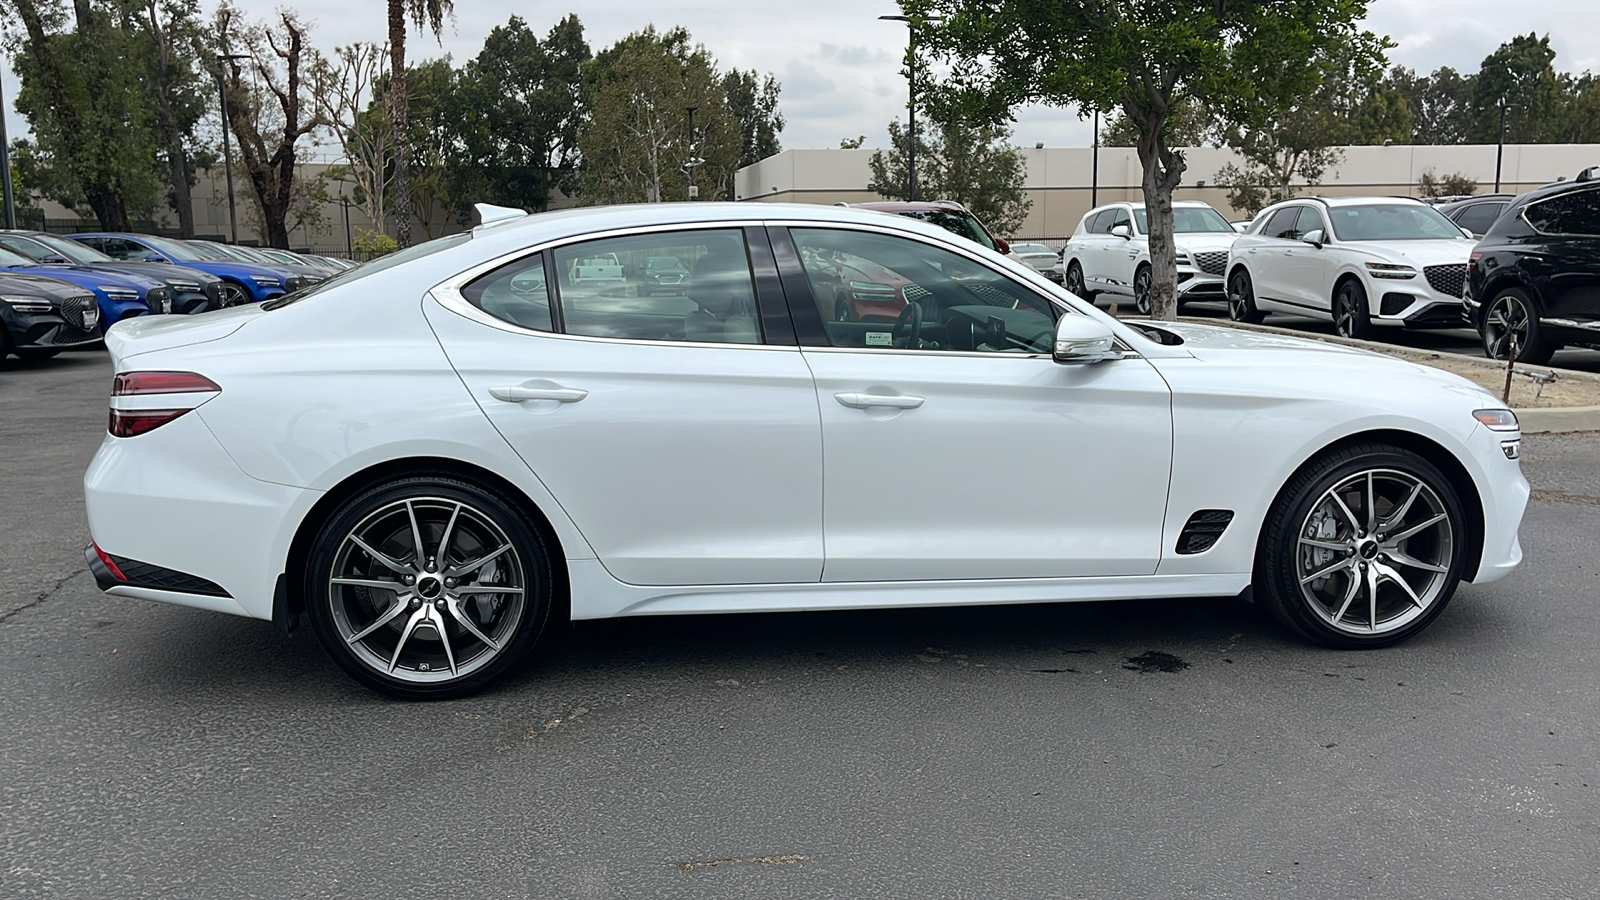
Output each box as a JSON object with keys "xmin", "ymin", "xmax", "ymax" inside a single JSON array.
[{"xmin": 1514, "ymin": 406, "xmax": 1600, "ymax": 435}]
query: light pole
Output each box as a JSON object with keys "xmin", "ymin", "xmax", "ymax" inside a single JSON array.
[
  {"xmin": 341, "ymin": 196, "xmax": 352, "ymax": 256},
  {"xmin": 1091, "ymin": 110, "xmax": 1100, "ymax": 209},
  {"xmin": 1494, "ymin": 98, "xmax": 1507, "ymax": 193},
  {"xmin": 1, "ymin": 66, "xmax": 16, "ymax": 229},
  {"xmin": 685, "ymin": 106, "xmax": 700, "ymax": 200},
  {"xmin": 880, "ymin": 14, "xmax": 941, "ymax": 202},
  {"xmin": 215, "ymin": 53, "xmax": 251, "ymax": 243}
]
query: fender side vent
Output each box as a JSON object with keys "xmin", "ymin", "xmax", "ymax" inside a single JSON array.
[{"xmin": 1176, "ymin": 510, "xmax": 1234, "ymax": 555}]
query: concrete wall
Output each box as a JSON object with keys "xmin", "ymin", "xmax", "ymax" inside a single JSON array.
[{"xmin": 736, "ymin": 144, "xmax": 1600, "ymax": 240}]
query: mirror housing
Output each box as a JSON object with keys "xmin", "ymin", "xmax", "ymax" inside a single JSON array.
[
  {"xmin": 1053, "ymin": 315, "xmax": 1122, "ymax": 365},
  {"xmin": 993, "ymin": 237, "xmax": 1011, "ymax": 255},
  {"xmin": 145, "ymin": 254, "xmax": 168, "ymax": 263},
  {"xmin": 1110, "ymin": 224, "xmax": 1131, "ymax": 239},
  {"xmin": 1301, "ymin": 229, "xmax": 1325, "ymax": 248}
]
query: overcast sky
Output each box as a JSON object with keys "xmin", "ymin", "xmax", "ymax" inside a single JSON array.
[{"xmin": 4, "ymin": 0, "xmax": 1598, "ymax": 161}]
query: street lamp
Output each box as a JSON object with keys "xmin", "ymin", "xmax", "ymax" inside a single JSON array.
[
  {"xmin": 1091, "ymin": 110, "xmax": 1100, "ymax": 208},
  {"xmin": 880, "ymin": 14, "xmax": 942, "ymax": 202},
  {"xmin": 1494, "ymin": 97, "xmax": 1507, "ymax": 193},
  {"xmin": 1, "ymin": 65, "xmax": 16, "ymax": 229},
  {"xmin": 684, "ymin": 106, "xmax": 702, "ymax": 200},
  {"xmin": 215, "ymin": 53, "xmax": 251, "ymax": 243}
]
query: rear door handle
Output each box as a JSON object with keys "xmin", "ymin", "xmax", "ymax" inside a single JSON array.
[
  {"xmin": 489, "ymin": 385, "xmax": 588, "ymax": 403},
  {"xmin": 834, "ymin": 392, "xmax": 924, "ymax": 410}
]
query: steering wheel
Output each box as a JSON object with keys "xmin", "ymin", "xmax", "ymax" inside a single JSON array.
[{"xmin": 891, "ymin": 300, "xmax": 923, "ymax": 349}]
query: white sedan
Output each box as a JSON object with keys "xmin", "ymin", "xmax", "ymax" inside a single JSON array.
[
  {"xmin": 84, "ymin": 202, "xmax": 1528, "ymax": 698},
  {"xmin": 1226, "ymin": 197, "xmax": 1476, "ymax": 338}
]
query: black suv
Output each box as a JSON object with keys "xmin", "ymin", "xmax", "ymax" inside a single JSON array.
[{"xmin": 1464, "ymin": 177, "xmax": 1600, "ymax": 363}]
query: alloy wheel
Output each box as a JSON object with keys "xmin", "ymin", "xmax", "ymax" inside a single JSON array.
[
  {"xmin": 218, "ymin": 283, "xmax": 250, "ymax": 307},
  {"xmin": 1134, "ymin": 267, "xmax": 1152, "ymax": 315},
  {"xmin": 1484, "ymin": 295, "xmax": 1531, "ymax": 360},
  {"xmin": 327, "ymin": 497, "xmax": 527, "ymax": 684},
  {"xmin": 1294, "ymin": 469, "xmax": 1454, "ymax": 636},
  {"xmin": 1065, "ymin": 263, "xmax": 1085, "ymax": 297}
]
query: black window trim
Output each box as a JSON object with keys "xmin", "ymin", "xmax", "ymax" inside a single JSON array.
[{"xmin": 1519, "ymin": 186, "xmax": 1600, "ymax": 238}]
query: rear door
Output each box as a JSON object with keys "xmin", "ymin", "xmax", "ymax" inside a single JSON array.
[
  {"xmin": 1248, "ymin": 206, "xmax": 1308, "ymax": 310},
  {"xmin": 427, "ymin": 225, "xmax": 824, "ymax": 587},
  {"xmin": 1521, "ymin": 187, "xmax": 1600, "ymax": 327}
]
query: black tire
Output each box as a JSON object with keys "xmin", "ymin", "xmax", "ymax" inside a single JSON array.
[
  {"xmin": 1481, "ymin": 287, "xmax": 1557, "ymax": 365},
  {"xmin": 1333, "ymin": 279, "xmax": 1372, "ymax": 340},
  {"xmin": 0, "ymin": 322, "xmax": 12, "ymax": 365},
  {"xmin": 1255, "ymin": 443, "xmax": 1467, "ymax": 649},
  {"xmin": 1133, "ymin": 264, "xmax": 1153, "ymax": 315},
  {"xmin": 1226, "ymin": 268, "xmax": 1265, "ymax": 324},
  {"xmin": 305, "ymin": 475, "xmax": 555, "ymax": 699},
  {"xmin": 1064, "ymin": 261, "xmax": 1096, "ymax": 302},
  {"xmin": 13, "ymin": 348, "xmax": 62, "ymax": 361},
  {"xmin": 218, "ymin": 281, "xmax": 251, "ymax": 308}
]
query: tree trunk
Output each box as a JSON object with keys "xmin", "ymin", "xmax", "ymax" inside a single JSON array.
[
  {"xmin": 148, "ymin": 2, "xmax": 194, "ymax": 237},
  {"xmin": 387, "ymin": 0, "xmax": 411, "ymax": 248},
  {"xmin": 87, "ymin": 193, "xmax": 130, "ymax": 232},
  {"xmin": 1134, "ymin": 104, "xmax": 1186, "ymax": 322},
  {"xmin": 166, "ymin": 140, "xmax": 196, "ymax": 238}
]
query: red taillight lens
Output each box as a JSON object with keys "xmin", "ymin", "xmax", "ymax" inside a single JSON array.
[
  {"xmin": 1469, "ymin": 252, "xmax": 1483, "ymax": 262},
  {"xmin": 92, "ymin": 543, "xmax": 128, "ymax": 581},
  {"xmin": 112, "ymin": 371, "xmax": 221, "ymax": 396},
  {"xmin": 109, "ymin": 408, "xmax": 194, "ymax": 437}
]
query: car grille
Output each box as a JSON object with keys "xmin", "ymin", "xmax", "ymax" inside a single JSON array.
[
  {"xmin": 60, "ymin": 294, "xmax": 97, "ymax": 331},
  {"xmin": 1193, "ymin": 251, "xmax": 1229, "ymax": 276},
  {"xmin": 1424, "ymin": 264, "xmax": 1467, "ymax": 298}
]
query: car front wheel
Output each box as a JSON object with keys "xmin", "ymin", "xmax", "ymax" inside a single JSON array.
[
  {"xmin": 1482, "ymin": 288, "xmax": 1557, "ymax": 365},
  {"xmin": 1255, "ymin": 443, "xmax": 1466, "ymax": 649},
  {"xmin": 1133, "ymin": 265, "xmax": 1153, "ymax": 315},
  {"xmin": 305, "ymin": 475, "xmax": 555, "ymax": 699},
  {"xmin": 1333, "ymin": 279, "xmax": 1372, "ymax": 340},
  {"xmin": 1226, "ymin": 268, "xmax": 1265, "ymax": 324}
]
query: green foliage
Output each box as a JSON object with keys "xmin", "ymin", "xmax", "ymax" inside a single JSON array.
[
  {"xmin": 868, "ymin": 116, "xmax": 1032, "ymax": 235},
  {"xmin": 352, "ymin": 226, "xmax": 398, "ymax": 255},
  {"xmin": 1102, "ymin": 97, "xmax": 1218, "ymax": 149},
  {"xmin": 910, "ymin": 0, "xmax": 1387, "ymax": 320},
  {"xmin": 720, "ymin": 68, "xmax": 784, "ymax": 183},
  {"xmin": 1469, "ymin": 33, "xmax": 1565, "ymax": 144},
  {"xmin": 838, "ymin": 136, "xmax": 867, "ymax": 149},
  {"xmin": 1418, "ymin": 170, "xmax": 1477, "ymax": 198}
]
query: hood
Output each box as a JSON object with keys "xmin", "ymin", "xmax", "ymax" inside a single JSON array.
[
  {"xmin": 1174, "ymin": 232, "xmax": 1240, "ymax": 253},
  {"xmin": 1344, "ymin": 238, "xmax": 1474, "ymax": 268},
  {"xmin": 105, "ymin": 301, "xmax": 266, "ymax": 359},
  {"xmin": 184, "ymin": 260, "xmax": 291, "ymax": 283},
  {"xmin": 0, "ymin": 271, "xmax": 96, "ymax": 301},
  {"xmin": 88, "ymin": 262, "xmax": 222, "ymax": 288},
  {"xmin": 4, "ymin": 263, "xmax": 163, "ymax": 291}
]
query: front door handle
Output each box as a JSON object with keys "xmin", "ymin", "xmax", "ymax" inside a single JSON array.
[
  {"xmin": 834, "ymin": 391, "xmax": 925, "ymax": 410},
  {"xmin": 489, "ymin": 385, "xmax": 588, "ymax": 403}
]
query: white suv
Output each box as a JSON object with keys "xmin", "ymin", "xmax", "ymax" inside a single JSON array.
[
  {"xmin": 1062, "ymin": 201, "xmax": 1239, "ymax": 313},
  {"xmin": 1225, "ymin": 197, "xmax": 1476, "ymax": 339}
]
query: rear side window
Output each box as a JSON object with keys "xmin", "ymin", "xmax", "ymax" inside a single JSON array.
[
  {"xmin": 1264, "ymin": 207, "xmax": 1304, "ymax": 240},
  {"xmin": 1453, "ymin": 202, "xmax": 1505, "ymax": 235},
  {"xmin": 1523, "ymin": 189, "xmax": 1600, "ymax": 236},
  {"xmin": 461, "ymin": 252, "xmax": 553, "ymax": 331},
  {"xmin": 1087, "ymin": 211, "xmax": 1113, "ymax": 234}
]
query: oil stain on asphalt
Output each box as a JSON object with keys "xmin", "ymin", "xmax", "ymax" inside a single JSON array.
[{"xmin": 1123, "ymin": 650, "xmax": 1190, "ymax": 673}]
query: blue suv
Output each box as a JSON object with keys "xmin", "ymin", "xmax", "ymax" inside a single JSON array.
[
  {"xmin": 0, "ymin": 243, "xmax": 158, "ymax": 329},
  {"xmin": 69, "ymin": 233, "xmax": 301, "ymax": 306}
]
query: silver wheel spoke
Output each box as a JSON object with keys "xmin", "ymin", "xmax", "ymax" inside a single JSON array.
[
  {"xmin": 428, "ymin": 608, "xmax": 458, "ymax": 676},
  {"xmin": 1388, "ymin": 512, "xmax": 1447, "ymax": 544},
  {"xmin": 1382, "ymin": 483, "xmax": 1423, "ymax": 530},
  {"xmin": 445, "ymin": 598, "xmax": 502, "ymax": 651},
  {"xmin": 437, "ymin": 502, "xmax": 462, "ymax": 568},
  {"xmin": 347, "ymin": 596, "xmax": 411, "ymax": 644},
  {"xmin": 349, "ymin": 535, "xmax": 411, "ymax": 574},
  {"xmin": 1328, "ymin": 492, "xmax": 1363, "ymax": 532},
  {"xmin": 1364, "ymin": 472, "xmax": 1378, "ymax": 534},
  {"xmin": 387, "ymin": 608, "xmax": 429, "ymax": 673},
  {"xmin": 1300, "ymin": 558, "xmax": 1351, "ymax": 585},
  {"xmin": 1376, "ymin": 562, "xmax": 1424, "ymax": 608},
  {"xmin": 453, "ymin": 585, "xmax": 523, "ymax": 595},
  {"xmin": 406, "ymin": 500, "xmax": 426, "ymax": 565},
  {"xmin": 1368, "ymin": 564, "xmax": 1380, "ymax": 631},
  {"xmin": 445, "ymin": 543, "xmax": 512, "ymax": 579},
  {"xmin": 332, "ymin": 577, "xmax": 406, "ymax": 592},
  {"xmin": 1331, "ymin": 570, "xmax": 1361, "ymax": 624},
  {"xmin": 1385, "ymin": 548, "xmax": 1447, "ymax": 574},
  {"xmin": 1299, "ymin": 538, "xmax": 1352, "ymax": 552}
]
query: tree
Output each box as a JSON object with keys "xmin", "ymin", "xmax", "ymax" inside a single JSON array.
[
  {"xmin": 868, "ymin": 115, "xmax": 1032, "ymax": 235},
  {"xmin": 1102, "ymin": 97, "xmax": 1217, "ymax": 148},
  {"xmin": 912, "ymin": 0, "xmax": 1388, "ymax": 320},
  {"xmin": 1418, "ymin": 170, "xmax": 1477, "ymax": 198},
  {"xmin": 576, "ymin": 26, "xmax": 736, "ymax": 204},
  {"xmin": 317, "ymin": 41, "xmax": 393, "ymax": 233},
  {"xmin": 136, "ymin": 0, "xmax": 211, "ymax": 237},
  {"xmin": 1469, "ymin": 34, "xmax": 1565, "ymax": 145},
  {"xmin": 7, "ymin": 0, "xmax": 162, "ymax": 229},
  {"xmin": 716, "ymin": 69, "xmax": 784, "ymax": 197},
  {"xmin": 387, "ymin": 0, "xmax": 452, "ymax": 248},
  {"xmin": 1387, "ymin": 66, "xmax": 1476, "ymax": 145},
  {"xmin": 213, "ymin": 2, "xmax": 327, "ymax": 248}
]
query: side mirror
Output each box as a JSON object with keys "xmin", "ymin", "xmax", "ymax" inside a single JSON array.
[
  {"xmin": 1302, "ymin": 229, "xmax": 1325, "ymax": 248},
  {"xmin": 145, "ymin": 254, "xmax": 168, "ymax": 263},
  {"xmin": 1110, "ymin": 225, "xmax": 1131, "ymax": 239},
  {"xmin": 42, "ymin": 255, "xmax": 69, "ymax": 264},
  {"xmin": 994, "ymin": 237, "xmax": 1011, "ymax": 255},
  {"xmin": 1053, "ymin": 315, "xmax": 1121, "ymax": 365},
  {"xmin": 1232, "ymin": 222, "xmax": 1249, "ymax": 233}
]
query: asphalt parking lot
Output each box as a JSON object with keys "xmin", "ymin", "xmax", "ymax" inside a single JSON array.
[{"xmin": 3, "ymin": 349, "xmax": 1598, "ymax": 900}]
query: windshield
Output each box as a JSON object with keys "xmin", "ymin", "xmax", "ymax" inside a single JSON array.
[
  {"xmin": 1326, "ymin": 204, "xmax": 1467, "ymax": 241},
  {"xmin": 1134, "ymin": 206, "xmax": 1235, "ymax": 234},
  {"xmin": 894, "ymin": 210, "xmax": 997, "ymax": 251},
  {"xmin": 0, "ymin": 244, "xmax": 41, "ymax": 266},
  {"xmin": 263, "ymin": 232, "xmax": 472, "ymax": 309},
  {"xmin": 141, "ymin": 235, "xmax": 208, "ymax": 262},
  {"xmin": 30, "ymin": 233, "xmax": 113, "ymax": 263}
]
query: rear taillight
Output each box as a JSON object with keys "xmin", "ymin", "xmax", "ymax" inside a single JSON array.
[
  {"xmin": 1469, "ymin": 251, "xmax": 1483, "ymax": 263},
  {"xmin": 109, "ymin": 371, "xmax": 220, "ymax": 437}
]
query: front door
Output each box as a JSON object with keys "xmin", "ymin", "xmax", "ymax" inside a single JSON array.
[
  {"xmin": 780, "ymin": 225, "xmax": 1174, "ymax": 583},
  {"xmin": 427, "ymin": 226, "xmax": 824, "ymax": 587}
]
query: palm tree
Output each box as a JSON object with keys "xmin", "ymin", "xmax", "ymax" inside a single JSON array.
[{"xmin": 388, "ymin": 0, "xmax": 451, "ymax": 248}]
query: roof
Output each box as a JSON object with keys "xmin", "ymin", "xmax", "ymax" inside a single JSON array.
[{"xmin": 845, "ymin": 200, "xmax": 969, "ymax": 212}]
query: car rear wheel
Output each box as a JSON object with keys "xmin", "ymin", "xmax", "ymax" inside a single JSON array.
[
  {"xmin": 1333, "ymin": 280, "xmax": 1372, "ymax": 340},
  {"xmin": 1255, "ymin": 444, "xmax": 1466, "ymax": 649},
  {"xmin": 1226, "ymin": 268, "xmax": 1265, "ymax": 324},
  {"xmin": 1482, "ymin": 288, "xmax": 1556, "ymax": 365},
  {"xmin": 305, "ymin": 475, "xmax": 555, "ymax": 699},
  {"xmin": 1064, "ymin": 261, "xmax": 1095, "ymax": 302},
  {"xmin": 1133, "ymin": 265, "xmax": 1153, "ymax": 315}
]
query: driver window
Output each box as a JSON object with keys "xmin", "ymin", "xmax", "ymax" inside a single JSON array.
[
  {"xmin": 1109, "ymin": 208, "xmax": 1132, "ymax": 233},
  {"xmin": 1265, "ymin": 207, "xmax": 1304, "ymax": 240},
  {"xmin": 791, "ymin": 228, "xmax": 1057, "ymax": 355}
]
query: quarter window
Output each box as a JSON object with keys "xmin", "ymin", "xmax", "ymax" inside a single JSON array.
[
  {"xmin": 792, "ymin": 228, "xmax": 1057, "ymax": 354},
  {"xmin": 1087, "ymin": 210, "xmax": 1114, "ymax": 234},
  {"xmin": 552, "ymin": 229, "xmax": 761, "ymax": 345},
  {"xmin": 1523, "ymin": 189, "xmax": 1600, "ymax": 236},
  {"xmin": 461, "ymin": 252, "xmax": 553, "ymax": 331},
  {"xmin": 1264, "ymin": 207, "xmax": 1305, "ymax": 240}
]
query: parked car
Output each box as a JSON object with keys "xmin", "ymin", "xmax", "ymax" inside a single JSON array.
[
  {"xmin": 187, "ymin": 241, "xmax": 327, "ymax": 289},
  {"xmin": 847, "ymin": 200, "xmax": 1011, "ymax": 255},
  {"xmin": 254, "ymin": 247, "xmax": 342, "ymax": 275},
  {"xmin": 1008, "ymin": 242, "xmax": 1064, "ymax": 282},
  {"xmin": 83, "ymin": 202, "xmax": 1526, "ymax": 698},
  {"xmin": 1226, "ymin": 197, "xmax": 1476, "ymax": 338},
  {"xmin": 0, "ymin": 271, "xmax": 103, "ymax": 360},
  {"xmin": 1063, "ymin": 201, "xmax": 1239, "ymax": 313},
  {"xmin": 0, "ymin": 230, "xmax": 226, "ymax": 315},
  {"xmin": 1464, "ymin": 177, "xmax": 1600, "ymax": 363},
  {"xmin": 638, "ymin": 255, "xmax": 690, "ymax": 295},
  {"xmin": 69, "ymin": 233, "xmax": 294, "ymax": 305},
  {"xmin": 0, "ymin": 243, "xmax": 158, "ymax": 329},
  {"xmin": 1435, "ymin": 194, "xmax": 1517, "ymax": 239}
]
